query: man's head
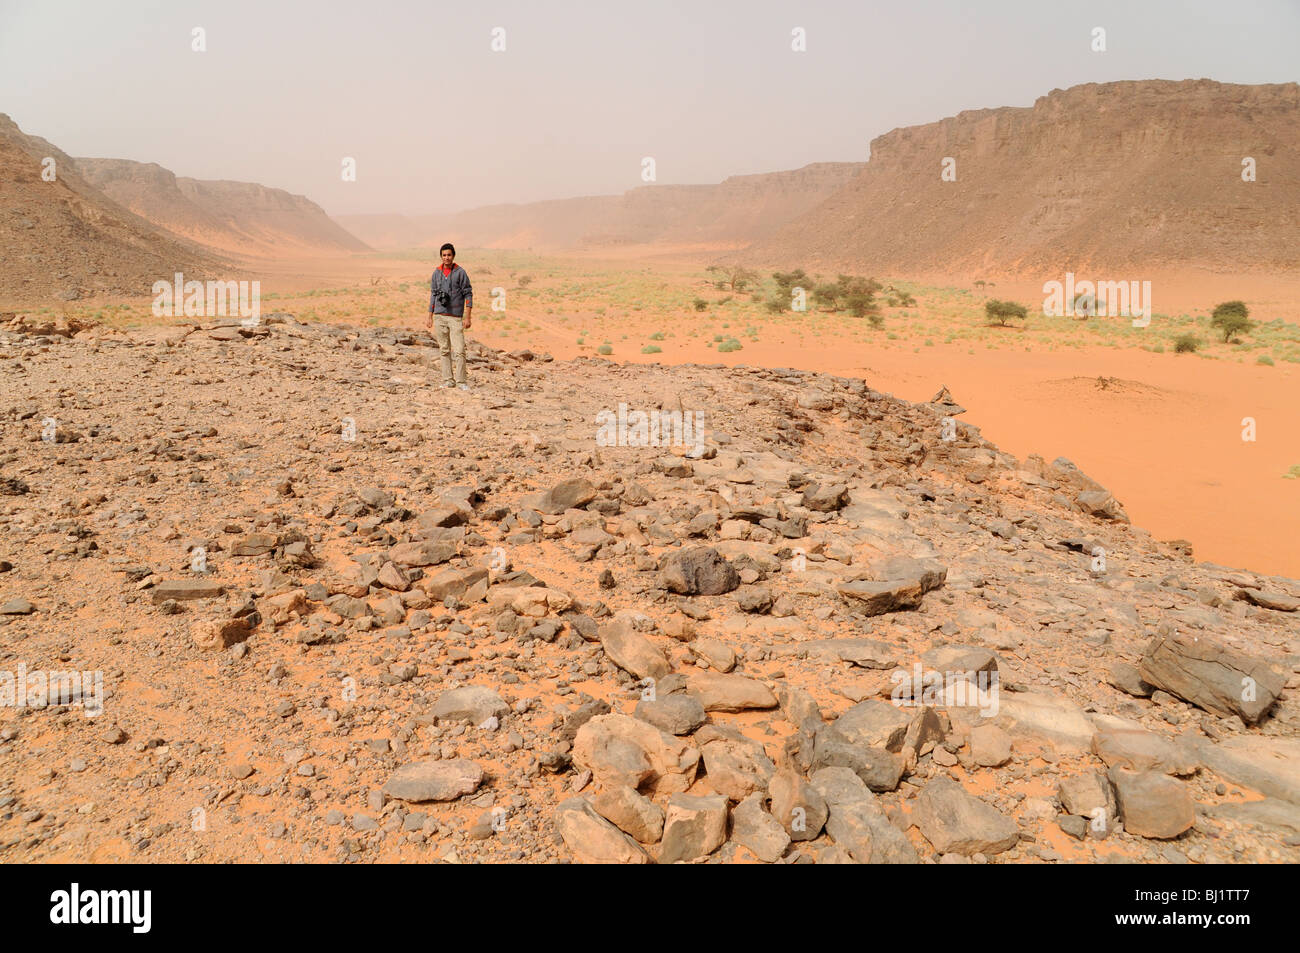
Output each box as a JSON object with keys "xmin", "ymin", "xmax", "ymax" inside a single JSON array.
[{"xmin": 440, "ymin": 243, "xmax": 455, "ymax": 267}]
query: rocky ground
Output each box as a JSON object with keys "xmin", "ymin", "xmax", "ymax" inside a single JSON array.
[{"xmin": 0, "ymin": 312, "xmax": 1297, "ymax": 864}]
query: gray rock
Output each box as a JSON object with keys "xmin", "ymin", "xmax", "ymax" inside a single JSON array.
[
  {"xmin": 801, "ymin": 483, "xmax": 849, "ymax": 512},
  {"xmin": 659, "ymin": 546, "xmax": 740, "ymax": 595},
  {"xmin": 1139, "ymin": 633, "xmax": 1285, "ymax": 725},
  {"xmin": 1091, "ymin": 719, "xmax": 1198, "ymax": 776},
  {"xmin": 591, "ymin": 785, "xmax": 665, "ymax": 844},
  {"xmin": 810, "ymin": 766, "xmax": 919, "ymax": 864},
  {"xmin": 150, "ymin": 579, "xmax": 225, "ymax": 603},
  {"xmin": 701, "ymin": 735, "xmax": 776, "ymax": 801},
  {"xmin": 383, "ymin": 759, "xmax": 484, "ymax": 802},
  {"xmin": 731, "ymin": 792, "xmax": 790, "ymax": 862},
  {"xmin": 634, "ymin": 693, "xmax": 706, "ymax": 736},
  {"xmin": 1106, "ymin": 661, "xmax": 1154, "ymax": 697},
  {"xmin": 769, "ymin": 768, "xmax": 827, "ymax": 841},
  {"xmin": 555, "ymin": 797, "xmax": 650, "ymax": 863},
  {"xmin": 526, "ymin": 478, "xmax": 597, "ymax": 515},
  {"xmin": 913, "ymin": 776, "xmax": 1019, "ymax": 856},
  {"xmin": 1189, "ymin": 736, "xmax": 1300, "ymax": 805},
  {"xmin": 811, "ymin": 735, "xmax": 905, "ymax": 792},
  {"xmin": 431, "ymin": 686, "xmax": 509, "ymax": 724},
  {"xmin": 1108, "ymin": 767, "xmax": 1195, "ymax": 839},
  {"xmin": 659, "ymin": 794, "xmax": 728, "ymax": 864},
  {"xmin": 599, "ymin": 619, "xmax": 670, "ymax": 680},
  {"xmin": 685, "ymin": 671, "xmax": 778, "ymax": 712},
  {"xmin": 802, "ymin": 638, "xmax": 899, "ymax": 669},
  {"xmin": 969, "ymin": 724, "xmax": 1013, "ymax": 767}
]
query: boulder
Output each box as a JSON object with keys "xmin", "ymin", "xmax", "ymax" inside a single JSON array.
[
  {"xmin": 659, "ymin": 546, "xmax": 740, "ymax": 595},
  {"xmin": 1108, "ymin": 767, "xmax": 1195, "ymax": 839},
  {"xmin": 659, "ymin": 794, "xmax": 728, "ymax": 863},
  {"xmin": 572, "ymin": 713, "xmax": 700, "ymax": 796},
  {"xmin": 599, "ymin": 619, "xmax": 670, "ymax": 680},
  {"xmin": 913, "ymin": 776, "xmax": 1019, "ymax": 856},
  {"xmin": 1139, "ymin": 633, "xmax": 1285, "ymax": 725},
  {"xmin": 555, "ymin": 797, "xmax": 650, "ymax": 863}
]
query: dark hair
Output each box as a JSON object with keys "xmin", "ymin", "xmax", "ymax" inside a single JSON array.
[{"xmin": 440, "ymin": 243, "xmax": 456, "ymax": 256}]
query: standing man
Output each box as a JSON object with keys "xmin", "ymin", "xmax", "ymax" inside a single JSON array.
[{"xmin": 427, "ymin": 243, "xmax": 473, "ymax": 390}]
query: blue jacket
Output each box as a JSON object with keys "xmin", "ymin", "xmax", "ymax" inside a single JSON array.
[{"xmin": 429, "ymin": 264, "xmax": 473, "ymax": 317}]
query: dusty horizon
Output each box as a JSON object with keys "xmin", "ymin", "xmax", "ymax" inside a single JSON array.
[{"xmin": 3, "ymin": 0, "xmax": 1298, "ymax": 217}]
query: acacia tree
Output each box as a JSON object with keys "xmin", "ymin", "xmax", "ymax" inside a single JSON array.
[
  {"xmin": 985, "ymin": 299, "xmax": 1028, "ymax": 326},
  {"xmin": 1210, "ymin": 300, "xmax": 1253, "ymax": 342}
]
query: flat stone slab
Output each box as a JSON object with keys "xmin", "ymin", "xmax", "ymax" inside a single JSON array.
[
  {"xmin": 151, "ymin": 579, "xmax": 226, "ymax": 603},
  {"xmin": 430, "ymin": 686, "xmax": 508, "ymax": 724},
  {"xmin": 383, "ymin": 758, "xmax": 484, "ymax": 802},
  {"xmin": 684, "ymin": 672, "xmax": 777, "ymax": 712},
  {"xmin": 802, "ymin": 638, "xmax": 899, "ymax": 669},
  {"xmin": 1190, "ymin": 736, "xmax": 1300, "ymax": 805}
]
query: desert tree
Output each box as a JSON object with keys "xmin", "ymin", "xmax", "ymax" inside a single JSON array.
[
  {"xmin": 985, "ymin": 299, "xmax": 1028, "ymax": 327},
  {"xmin": 1210, "ymin": 300, "xmax": 1253, "ymax": 343}
]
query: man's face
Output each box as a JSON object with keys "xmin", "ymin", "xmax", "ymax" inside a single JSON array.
[{"xmin": 441, "ymin": 249, "xmax": 454, "ymax": 267}]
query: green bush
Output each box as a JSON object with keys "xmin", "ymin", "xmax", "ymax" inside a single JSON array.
[
  {"xmin": 597, "ymin": 343, "xmax": 613, "ymax": 355},
  {"xmin": 692, "ymin": 298, "xmax": 708, "ymax": 311},
  {"xmin": 1173, "ymin": 333, "xmax": 1199, "ymax": 353},
  {"xmin": 641, "ymin": 344, "xmax": 662, "ymax": 354},
  {"xmin": 1257, "ymin": 354, "xmax": 1274, "ymax": 366},
  {"xmin": 717, "ymin": 338, "xmax": 743, "ymax": 353}
]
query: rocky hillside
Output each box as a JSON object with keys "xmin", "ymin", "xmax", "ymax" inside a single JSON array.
[
  {"xmin": 745, "ymin": 80, "xmax": 1300, "ymax": 276},
  {"xmin": 0, "ymin": 115, "xmax": 227, "ymax": 305},
  {"xmin": 0, "ymin": 315, "xmax": 1296, "ymax": 863},
  {"xmin": 76, "ymin": 158, "xmax": 371, "ymax": 257},
  {"xmin": 338, "ymin": 162, "xmax": 865, "ymax": 251}
]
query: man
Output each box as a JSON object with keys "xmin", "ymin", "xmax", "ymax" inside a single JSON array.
[{"xmin": 426, "ymin": 243, "xmax": 473, "ymax": 389}]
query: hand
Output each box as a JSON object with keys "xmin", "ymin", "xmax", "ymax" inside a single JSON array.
[
  {"xmin": 425, "ymin": 313, "xmax": 433, "ymax": 330},
  {"xmin": 462, "ymin": 313, "xmax": 472, "ymax": 331}
]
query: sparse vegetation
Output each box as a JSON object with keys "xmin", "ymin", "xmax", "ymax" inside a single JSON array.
[{"xmin": 1174, "ymin": 333, "xmax": 1200, "ymax": 353}]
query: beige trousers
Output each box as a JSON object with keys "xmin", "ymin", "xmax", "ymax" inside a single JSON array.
[{"xmin": 434, "ymin": 313, "xmax": 467, "ymax": 385}]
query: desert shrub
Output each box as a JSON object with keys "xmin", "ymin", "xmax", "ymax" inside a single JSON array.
[
  {"xmin": 641, "ymin": 344, "xmax": 662, "ymax": 354},
  {"xmin": 517, "ymin": 275, "xmax": 533, "ymax": 287},
  {"xmin": 1211, "ymin": 301, "xmax": 1253, "ymax": 342},
  {"xmin": 984, "ymin": 299, "xmax": 1028, "ymax": 326},
  {"xmin": 717, "ymin": 338, "xmax": 743, "ymax": 353},
  {"xmin": 597, "ymin": 343, "xmax": 612, "ymax": 355},
  {"xmin": 1173, "ymin": 333, "xmax": 1199, "ymax": 353},
  {"xmin": 649, "ymin": 331, "xmax": 665, "ymax": 340},
  {"xmin": 868, "ymin": 313, "xmax": 884, "ymax": 329},
  {"xmin": 692, "ymin": 298, "xmax": 707, "ymax": 311},
  {"xmin": 1257, "ymin": 354, "xmax": 1274, "ymax": 366},
  {"xmin": 764, "ymin": 298, "xmax": 784, "ymax": 314}
]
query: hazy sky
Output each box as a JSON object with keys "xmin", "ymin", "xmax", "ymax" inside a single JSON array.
[{"xmin": 2, "ymin": 0, "xmax": 1297, "ymax": 216}]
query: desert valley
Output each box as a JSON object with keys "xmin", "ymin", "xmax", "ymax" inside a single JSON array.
[{"xmin": 1, "ymin": 75, "xmax": 1298, "ymax": 869}]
